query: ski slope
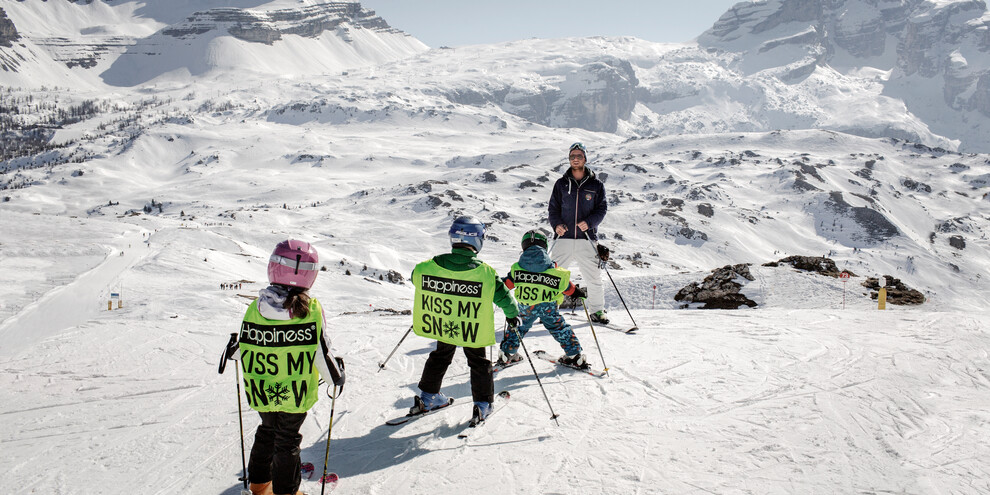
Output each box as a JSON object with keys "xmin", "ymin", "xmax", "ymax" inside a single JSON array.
[{"xmin": 0, "ymin": 213, "xmax": 987, "ymax": 494}]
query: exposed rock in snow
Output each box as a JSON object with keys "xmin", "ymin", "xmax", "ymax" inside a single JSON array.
[
  {"xmin": 675, "ymin": 263, "xmax": 758, "ymax": 309},
  {"xmin": 863, "ymin": 274, "xmax": 925, "ymax": 304},
  {"xmin": 0, "ymin": 8, "xmax": 19, "ymax": 48}
]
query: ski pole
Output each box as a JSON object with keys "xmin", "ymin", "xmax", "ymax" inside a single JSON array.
[
  {"xmin": 218, "ymin": 333, "xmax": 250, "ymax": 495},
  {"xmin": 584, "ymin": 232, "xmax": 640, "ymax": 332},
  {"xmin": 319, "ymin": 385, "xmax": 340, "ymax": 495},
  {"xmin": 511, "ymin": 324, "xmax": 560, "ymax": 426},
  {"xmin": 233, "ymin": 361, "xmax": 250, "ymax": 494},
  {"xmin": 378, "ymin": 325, "xmax": 413, "ymax": 372},
  {"xmin": 580, "ymin": 299, "xmax": 610, "ymax": 377}
]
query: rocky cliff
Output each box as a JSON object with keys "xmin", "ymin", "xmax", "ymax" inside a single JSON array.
[
  {"xmin": 163, "ymin": 2, "xmax": 401, "ymax": 45},
  {"xmin": 0, "ymin": 8, "xmax": 19, "ymax": 48},
  {"xmin": 698, "ymin": 0, "xmax": 990, "ymax": 149}
]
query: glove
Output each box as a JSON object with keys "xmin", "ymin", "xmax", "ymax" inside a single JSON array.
[
  {"xmin": 596, "ymin": 244, "xmax": 611, "ymax": 261},
  {"xmin": 505, "ymin": 316, "xmax": 522, "ymax": 330},
  {"xmin": 571, "ymin": 285, "xmax": 588, "ymax": 299},
  {"xmin": 331, "ymin": 356, "xmax": 345, "ymax": 388},
  {"xmin": 218, "ymin": 332, "xmax": 238, "ymax": 375}
]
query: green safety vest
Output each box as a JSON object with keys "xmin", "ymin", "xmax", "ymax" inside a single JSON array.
[
  {"xmin": 412, "ymin": 260, "xmax": 497, "ymax": 348},
  {"xmin": 239, "ymin": 299, "xmax": 323, "ymax": 413},
  {"xmin": 510, "ymin": 263, "xmax": 571, "ymax": 306}
]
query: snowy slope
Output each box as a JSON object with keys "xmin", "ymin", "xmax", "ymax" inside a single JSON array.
[
  {"xmin": 0, "ymin": 213, "xmax": 987, "ymax": 493},
  {"xmin": 2, "ymin": 106, "xmax": 990, "ymax": 494}
]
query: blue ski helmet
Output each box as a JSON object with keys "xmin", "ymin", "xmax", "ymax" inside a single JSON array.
[{"xmin": 449, "ymin": 215, "xmax": 485, "ymax": 252}]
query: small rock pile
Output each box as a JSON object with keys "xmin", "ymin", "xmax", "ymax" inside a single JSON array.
[
  {"xmin": 863, "ymin": 276, "xmax": 925, "ymax": 305},
  {"xmin": 674, "ymin": 263, "xmax": 757, "ymax": 309}
]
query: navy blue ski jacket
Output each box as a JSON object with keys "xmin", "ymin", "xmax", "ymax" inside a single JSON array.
[{"xmin": 548, "ymin": 166, "xmax": 607, "ymax": 241}]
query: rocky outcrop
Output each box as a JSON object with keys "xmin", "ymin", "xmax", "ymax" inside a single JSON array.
[
  {"xmin": 163, "ymin": 3, "xmax": 404, "ymax": 44},
  {"xmin": 699, "ymin": 0, "xmax": 914, "ymax": 70},
  {"xmin": 551, "ymin": 57, "xmax": 639, "ymax": 133},
  {"xmin": 823, "ymin": 191, "xmax": 899, "ymax": 245},
  {"xmin": 863, "ymin": 275, "xmax": 925, "ymax": 305},
  {"xmin": 446, "ymin": 56, "xmax": 638, "ymax": 133},
  {"xmin": 675, "ymin": 264, "xmax": 758, "ymax": 309},
  {"xmin": 0, "ymin": 8, "xmax": 19, "ymax": 48},
  {"xmin": 762, "ymin": 255, "xmax": 852, "ymax": 278},
  {"xmin": 698, "ymin": 0, "xmax": 990, "ymax": 150}
]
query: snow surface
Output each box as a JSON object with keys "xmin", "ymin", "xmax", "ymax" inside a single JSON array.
[
  {"xmin": 1, "ymin": 210, "xmax": 989, "ymax": 494},
  {"xmin": 2, "ymin": 1, "xmax": 990, "ymax": 494}
]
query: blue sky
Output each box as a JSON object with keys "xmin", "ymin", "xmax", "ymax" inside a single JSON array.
[{"xmin": 362, "ymin": 0, "xmax": 745, "ymax": 48}]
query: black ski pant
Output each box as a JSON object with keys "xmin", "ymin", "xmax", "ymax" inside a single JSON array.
[
  {"xmin": 248, "ymin": 411, "xmax": 307, "ymax": 494},
  {"xmin": 418, "ymin": 341, "xmax": 494, "ymax": 403}
]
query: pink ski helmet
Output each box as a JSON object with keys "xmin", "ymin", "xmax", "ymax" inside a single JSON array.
[{"xmin": 267, "ymin": 240, "xmax": 320, "ymax": 289}]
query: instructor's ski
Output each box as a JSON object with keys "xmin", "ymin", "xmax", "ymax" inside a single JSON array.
[
  {"xmin": 385, "ymin": 397, "xmax": 455, "ymax": 426},
  {"xmin": 570, "ymin": 318, "xmax": 638, "ymax": 334},
  {"xmin": 457, "ymin": 390, "xmax": 510, "ymax": 439},
  {"xmin": 533, "ymin": 350, "xmax": 608, "ymax": 378}
]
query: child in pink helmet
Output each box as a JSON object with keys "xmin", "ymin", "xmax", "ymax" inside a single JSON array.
[{"xmin": 234, "ymin": 240, "xmax": 344, "ymax": 495}]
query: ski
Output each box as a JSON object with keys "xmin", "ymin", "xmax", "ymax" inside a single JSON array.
[
  {"xmin": 593, "ymin": 320, "xmax": 639, "ymax": 334},
  {"xmin": 299, "ymin": 463, "xmax": 339, "ymax": 493},
  {"xmin": 318, "ymin": 472, "xmax": 340, "ymax": 492},
  {"xmin": 492, "ymin": 358, "xmax": 524, "ymax": 374},
  {"xmin": 532, "ymin": 350, "xmax": 608, "ymax": 378},
  {"xmin": 457, "ymin": 390, "xmax": 510, "ymax": 439},
  {"xmin": 385, "ymin": 397, "xmax": 455, "ymax": 426},
  {"xmin": 570, "ymin": 318, "xmax": 638, "ymax": 334}
]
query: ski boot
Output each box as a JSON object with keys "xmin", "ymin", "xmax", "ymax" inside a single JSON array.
[
  {"xmin": 470, "ymin": 401, "xmax": 493, "ymax": 427},
  {"xmin": 409, "ymin": 391, "xmax": 450, "ymax": 415},
  {"xmin": 589, "ymin": 310, "xmax": 610, "ymax": 325},
  {"xmin": 496, "ymin": 350, "xmax": 523, "ymax": 366},
  {"xmin": 558, "ymin": 353, "xmax": 590, "ymax": 370}
]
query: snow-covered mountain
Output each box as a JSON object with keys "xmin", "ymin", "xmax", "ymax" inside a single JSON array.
[
  {"xmin": 699, "ymin": 0, "xmax": 990, "ymax": 153},
  {"xmin": 0, "ymin": 0, "xmax": 426, "ymax": 88},
  {"xmin": 4, "ymin": 1, "xmax": 990, "ymax": 151},
  {"xmin": 1, "ymin": 2, "xmax": 990, "ymax": 493}
]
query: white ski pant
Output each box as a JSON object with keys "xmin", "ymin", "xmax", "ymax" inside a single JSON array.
[{"xmin": 551, "ymin": 238, "xmax": 605, "ymax": 313}]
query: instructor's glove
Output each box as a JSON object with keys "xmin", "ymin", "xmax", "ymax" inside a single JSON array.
[
  {"xmin": 596, "ymin": 244, "xmax": 611, "ymax": 262},
  {"xmin": 506, "ymin": 316, "xmax": 522, "ymax": 330},
  {"xmin": 571, "ymin": 285, "xmax": 588, "ymax": 299}
]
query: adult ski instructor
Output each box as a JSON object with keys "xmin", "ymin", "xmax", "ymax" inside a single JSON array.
[{"xmin": 548, "ymin": 142, "xmax": 610, "ymax": 324}]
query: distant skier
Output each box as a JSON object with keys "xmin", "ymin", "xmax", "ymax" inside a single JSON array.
[
  {"xmin": 497, "ymin": 229, "xmax": 590, "ymax": 369},
  {"xmin": 548, "ymin": 142, "xmax": 610, "ymax": 324},
  {"xmin": 409, "ymin": 216, "xmax": 520, "ymax": 424},
  {"xmin": 234, "ymin": 240, "xmax": 344, "ymax": 495}
]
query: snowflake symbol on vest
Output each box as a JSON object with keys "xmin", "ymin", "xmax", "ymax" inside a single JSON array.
[
  {"xmin": 443, "ymin": 320, "xmax": 459, "ymax": 339},
  {"xmin": 266, "ymin": 383, "xmax": 290, "ymax": 406}
]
